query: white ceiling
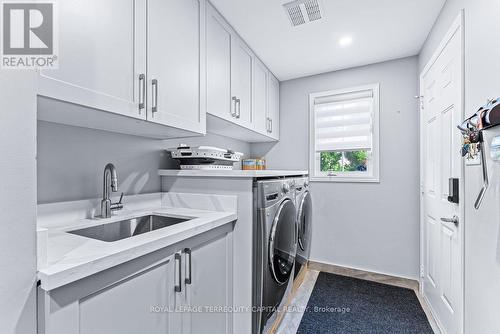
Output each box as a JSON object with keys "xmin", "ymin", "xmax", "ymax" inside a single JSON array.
[{"xmin": 210, "ymin": 0, "xmax": 446, "ymax": 81}]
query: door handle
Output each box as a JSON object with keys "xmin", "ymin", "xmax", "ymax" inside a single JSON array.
[
  {"xmin": 440, "ymin": 215, "xmax": 459, "ymax": 226},
  {"xmin": 231, "ymin": 97, "xmax": 237, "ymax": 117},
  {"xmin": 152, "ymin": 79, "xmax": 158, "ymax": 115},
  {"xmin": 236, "ymin": 98, "xmax": 241, "ymax": 119},
  {"xmin": 184, "ymin": 248, "xmax": 192, "ymax": 285},
  {"xmin": 174, "ymin": 252, "xmax": 182, "ymax": 292},
  {"xmin": 138, "ymin": 74, "xmax": 145, "ymax": 113}
]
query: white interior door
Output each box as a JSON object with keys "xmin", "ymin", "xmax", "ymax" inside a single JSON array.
[{"xmin": 420, "ymin": 14, "xmax": 463, "ymax": 334}]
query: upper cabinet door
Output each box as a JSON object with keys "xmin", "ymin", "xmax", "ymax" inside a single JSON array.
[
  {"xmin": 38, "ymin": 0, "xmax": 147, "ymax": 120},
  {"xmin": 253, "ymin": 59, "xmax": 268, "ymax": 135},
  {"xmin": 267, "ymin": 74, "xmax": 280, "ymax": 140},
  {"xmin": 147, "ymin": 0, "xmax": 205, "ymax": 134},
  {"xmin": 231, "ymin": 36, "xmax": 253, "ymax": 128},
  {"xmin": 206, "ymin": 4, "xmax": 232, "ymax": 122}
]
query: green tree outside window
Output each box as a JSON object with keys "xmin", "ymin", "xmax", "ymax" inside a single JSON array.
[{"xmin": 320, "ymin": 150, "xmax": 369, "ymax": 172}]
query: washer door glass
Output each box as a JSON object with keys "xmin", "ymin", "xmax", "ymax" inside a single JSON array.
[
  {"xmin": 298, "ymin": 191, "xmax": 312, "ymax": 252},
  {"xmin": 269, "ymin": 199, "xmax": 296, "ymax": 285}
]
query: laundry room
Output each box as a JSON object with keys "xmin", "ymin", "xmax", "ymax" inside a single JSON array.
[{"xmin": 1, "ymin": 1, "xmax": 500, "ymax": 334}]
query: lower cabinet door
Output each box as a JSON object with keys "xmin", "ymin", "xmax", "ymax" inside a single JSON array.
[
  {"xmin": 79, "ymin": 259, "xmax": 175, "ymax": 334},
  {"xmin": 185, "ymin": 233, "xmax": 231, "ymax": 334}
]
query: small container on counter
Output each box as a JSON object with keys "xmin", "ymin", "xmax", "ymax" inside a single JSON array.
[
  {"xmin": 242, "ymin": 159, "xmax": 257, "ymax": 170},
  {"xmin": 256, "ymin": 158, "xmax": 266, "ymax": 170}
]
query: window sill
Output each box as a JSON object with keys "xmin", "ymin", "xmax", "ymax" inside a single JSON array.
[{"xmin": 309, "ymin": 176, "xmax": 380, "ymax": 183}]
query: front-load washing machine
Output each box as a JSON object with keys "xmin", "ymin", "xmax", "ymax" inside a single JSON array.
[
  {"xmin": 253, "ymin": 178, "xmax": 297, "ymax": 334},
  {"xmin": 293, "ymin": 177, "xmax": 312, "ymax": 279}
]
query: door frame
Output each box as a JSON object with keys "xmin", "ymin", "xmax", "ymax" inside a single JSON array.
[{"xmin": 419, "ymin": 10, "xmax": 465, "ymax": 334}]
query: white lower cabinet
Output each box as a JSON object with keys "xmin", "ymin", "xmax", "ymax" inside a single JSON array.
[
  {"xmin": 79, "ymin": 259, "xmax": 175, "ymax": 334},
  {"xmin": 38, "ymin": 228, "xmax": 232, "ymax": 334},
  {"xmin": 183, "ymin": 233, "xmax": 232, "ymax": 333}
]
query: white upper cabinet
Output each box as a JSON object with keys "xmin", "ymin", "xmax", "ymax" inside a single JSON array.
[
  {"xmin": 205, "ymin": 1, "xmax": 279, "ymax": 142},
  {"xmin": 38, "ymin": 0, "xmax": 147, "ymax": 120},
  {"xmin": 252, "ymin": 59, "xmax": 268, "ymax": 135},
  {"xmin": 230, "ymin": 37, "xmax": 253, "ymax": 128},
  {"xmin": 37, "ymin": 0, "xmax": 278, "ymax": 141},
  {"xmin": 267, "ymin": 74, "xmax": 280, "ymax": 140},
  {"xmin": 147, "ymin": 0, "xmax": 205, "ymax": 134},
  {"xmin": 37, "ymin": 0, "xmax": 205, "ymax": 138},
  {"xmin": 206, "ymin": 4, "xmax": 232, "ymax": 122}
]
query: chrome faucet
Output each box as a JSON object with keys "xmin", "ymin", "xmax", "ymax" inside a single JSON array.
[{"xmin": 101, "ymin": 163, "xmax": 124, "ymax": 218}]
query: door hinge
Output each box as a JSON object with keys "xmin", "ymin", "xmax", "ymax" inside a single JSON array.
[{"xmin": 415, "ymin": 95, "xmax": 424, "ymax": 110}]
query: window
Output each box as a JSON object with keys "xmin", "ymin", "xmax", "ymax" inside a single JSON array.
[{"xmin": 309, "ymin": 84, "xmax": 380, "ymax": 182}]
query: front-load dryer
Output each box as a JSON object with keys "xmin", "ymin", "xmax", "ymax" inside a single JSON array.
[
  {"xmin": 293, "ymin": 177, "xmax": 312, "ymax": 279},
  {"xmin": 253, "ymin": 178, "xmax": 297, "ymax": 334}
]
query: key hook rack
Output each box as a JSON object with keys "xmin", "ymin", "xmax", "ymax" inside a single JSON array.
[{"xmin": 459, "ymin": 98, "xmax": 500, "ymax": 209}]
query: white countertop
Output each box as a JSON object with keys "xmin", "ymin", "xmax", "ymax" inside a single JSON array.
[
  {"xmin": 37, "ymin": 193, "xmax": 237, "ymax": 291},
  {"xmin": 158, "ymin": 169, "xmax": 308, "ymax": 178}
]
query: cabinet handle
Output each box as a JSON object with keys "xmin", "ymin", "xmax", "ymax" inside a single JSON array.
[
  {"xmin": 236, "ymin": 98, "xmax": 241, "ymax": 119},
  {"xmin": 267, "ymin": 117, "xmax": 271, "ymax": 132},
  {"xmin": 184, "ymin": 248, "xmax": 192, "ymax": 285},
  {"xmin": 138, "ymin": 74, "xmax": 145, "ymax": 113},
  {"xmin": 269, "ymin": 118, "xmax": 273, "ymax": 133},
  {"xmin": 174, "ymin": 252, "xmax": 182, "ymax": 292},
  {"xmin": 152, "ymin": 79, "xmax": 158, "ymax": 115},
  {"xmin": 231, "ymin": 97, "xmax": 237, "ymax": 117}
]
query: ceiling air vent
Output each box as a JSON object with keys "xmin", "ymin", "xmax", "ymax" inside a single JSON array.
[{"xmin": 283, "ymin": 0, "xmax": 323, "ymax": 27}]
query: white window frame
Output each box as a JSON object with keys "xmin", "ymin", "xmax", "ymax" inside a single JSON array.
[{"xmin": 309, "ymin": 83, "xmax": 380, "ymax": 183}]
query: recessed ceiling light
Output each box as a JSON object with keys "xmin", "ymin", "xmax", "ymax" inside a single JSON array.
[{"xmin": 339, "ymin": 36, "xmax": 353, "ymax": 47}]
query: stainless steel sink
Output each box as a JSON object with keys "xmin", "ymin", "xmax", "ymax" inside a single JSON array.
[{"xmin": 68, "ymin": 215, "xmax": 191, "ymax": 242}]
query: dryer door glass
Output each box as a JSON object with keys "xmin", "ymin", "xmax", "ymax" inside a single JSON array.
[
  {"xmin": 269, "ymin": 199, "xmax": 296, "ymax": 285},
  {"xmin": 298, "ymin": 191, "xmax": 312, "ymax": 252}
]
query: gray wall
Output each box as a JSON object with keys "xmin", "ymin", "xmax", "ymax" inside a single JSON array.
[
  {"xmin": 37, "ymin": 121, "xmax": 250, "ymax": 203},
  {"xmin": 252, "ymin": 56, "xmax": 420, "ymax": 279},
  {"xmin": 0, "ymin": 72, "xmax": 37, "ymax": 333},
  {"xmin": 419, "ymin": 1, "xmax": 500, "ymax": 331}
]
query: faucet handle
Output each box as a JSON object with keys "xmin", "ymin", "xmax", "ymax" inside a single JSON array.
[{"xmin": 111, "ymin": 193, "xmax": 124, "ymax": 211}]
